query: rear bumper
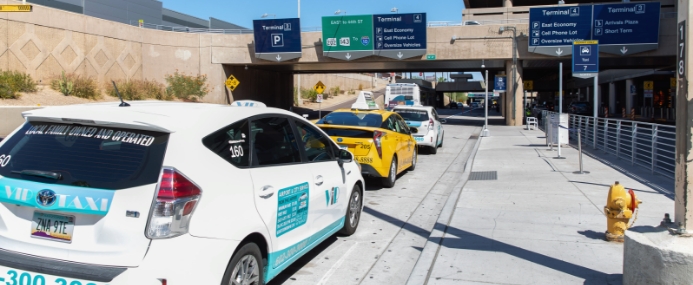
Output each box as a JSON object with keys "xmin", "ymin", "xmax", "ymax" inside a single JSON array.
[
  {"xmin": 0, "ymin": 234, "xmax": 239, "ymax": 285},
  {"xmin": 361, "ymin": 163, "xmax": 386, "ymax": 178},
  {"xmin": 414, "ymin": 133, "xmax": 436, "ymax": 147}
]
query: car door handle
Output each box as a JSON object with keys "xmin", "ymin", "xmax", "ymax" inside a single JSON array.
[
  {"xmin": 259, "ymin": 185, "xmax": 274, "ymax": 199},
  {"xmin": 315, "ymin": 175, "xmax": 324, "ymax": 186}
]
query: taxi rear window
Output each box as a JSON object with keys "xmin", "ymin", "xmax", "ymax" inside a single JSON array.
[
  {"xmin": 394, "ymin": 109, "xmax": 429, "ymax": 121},
  {"xmin": 0, "ymin": 122, "xmax": 168, "ymax": 190},
  {"xmin": 317, "ymin": 112, "xmax": 383, "ymax": 128}
]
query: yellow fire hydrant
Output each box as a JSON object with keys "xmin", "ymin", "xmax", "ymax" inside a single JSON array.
[{"xmin": 604, "ymin": 181, "xmax": 642, "ymax": 242}]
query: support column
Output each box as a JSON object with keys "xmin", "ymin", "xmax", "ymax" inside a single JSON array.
[
  {"xmin": 626, "ymin": 79, "xmax": 635, "ymax": 114},
  {"xmin": 597, "ymin": 83, "xmax": 603, "ymax": 115},
  {"xmin": 623, "ymin": 1, "xmax": 693, "ymax": 283},
  {"xmin": 675, "ymin": 0, "xmax": 693, "ymax": 235},
  {"xmin": 505, "ymin": 60, "xmax": 523, "ymax": 126},
  {"xmin": 609, "ymin": 82, "xmax": 616, "ymax": 115}
]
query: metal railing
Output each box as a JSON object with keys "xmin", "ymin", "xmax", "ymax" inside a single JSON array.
[{"xmin": 542, "ymin": 111, "xmax": 676, "ymax": 178}]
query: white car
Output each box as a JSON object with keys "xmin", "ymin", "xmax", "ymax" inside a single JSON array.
[
  {"xmin": 393, "ymin": 106, "xmax": 445, "ymax": 154},
  {"xmin": 0, "ymin": 100, "xmax": 364, "ymax": 285}
]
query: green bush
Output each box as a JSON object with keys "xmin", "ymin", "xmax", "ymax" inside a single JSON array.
[
  {"xmin": 107, "ymin": 79, "xmax": 169, "ymax": 101},
  {"xmin": 0, "ymin": 71, "xmax": 37, "ymax": 99},
  {"xmin": 51, "ymin": 73, "xmax": 99, "ymax": 99},
  {"xmin": 301, "ymin": 88, "xmax": 318, "ymax": 102},
  {"xmin": 293, "ymin": 87, "xmax": 298, "ymax": 106},
  {"xmin": 329, "ymin": 86, "xmax": 341, "ymax": 96},
  {"xmin": 358, "ymin": 83, "xmax": 363, "ymax": 90},
  {"xmin": 165, "ymin": 71, "xmax": 208, "ymax": 102}
]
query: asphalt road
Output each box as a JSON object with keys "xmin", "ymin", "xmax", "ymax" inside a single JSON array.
[{"xmin": 268, "ymin": 120, "xmax": 482, "ymax": 285}]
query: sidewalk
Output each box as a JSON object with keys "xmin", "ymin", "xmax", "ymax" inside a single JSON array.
[{"xmin": 412, "ymin": 126, "xmax": 674, "ymax": 285}]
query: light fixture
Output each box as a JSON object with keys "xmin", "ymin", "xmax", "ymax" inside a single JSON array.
[
  {"xmin": 261, "ymin": 13, "xmax": 276, "ymax": 18},
  {"xmin": 335, "ymin": 9, "xmax": 346, "ymax": 15},
  {"xmin": 558, "ymin": 0, "xmax": 565, "ymax": 4},
  {"xmin": 245, "ymin": 65, "xmax": 248, "ymax": 70},
  {"xmin": 390, "ymin": 7, "xmax": 398, "ymax": 13}
]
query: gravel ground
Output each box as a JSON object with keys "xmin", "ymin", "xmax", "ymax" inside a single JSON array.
[{"xmin": 0, "ymin": 85, "xmax": 120, "ymax": 106}]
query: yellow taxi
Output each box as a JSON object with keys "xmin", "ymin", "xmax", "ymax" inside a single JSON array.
[{"xmin": 316, "ymin": 109, "xmax": 418, "ymax": 188}]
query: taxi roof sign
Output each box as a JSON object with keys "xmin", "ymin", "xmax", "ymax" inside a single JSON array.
[
  {"xmin": 231, "ymin": 100, "xmax": 266, "ymax": 107},
  {"xmin": 313, "ymin": 81, "xmax": 326, "ymax": 94},
  {"xmin": 0, "ymin": 5, "xmax": 32, "ymax": 12},
  {"xmin": 351, "ymin": 91, "xmax": 379, "ymax": 110}
]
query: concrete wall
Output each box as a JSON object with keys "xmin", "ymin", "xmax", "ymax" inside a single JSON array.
[
  {"xmin": 0, "ymin": 106, "xmax": 42, "ymax": 137},
  {"xmin": 295, "ymin": 73, "xmax": 390, "ymax": 93}
]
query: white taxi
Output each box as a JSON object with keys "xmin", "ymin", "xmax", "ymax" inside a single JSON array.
[
  {"xmin": 393, "ymin": 106, "xmax": 445, "ymax": 154},
  {"xmin": 0, "ymin": 100, "xmax": 364, "ymax": 285}
]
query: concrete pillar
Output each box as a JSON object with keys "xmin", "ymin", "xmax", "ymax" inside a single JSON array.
[
  {"xmin": 504, "ymin": 60, "xmax": 523, "ymax": 126},
  {"xmin": 622, "ymin": 2, "xmax": 693, "ymax": 284},
  {"xmin": 609, "ymin": 82, "xmax": 616, "ymax": 115},
  {"xmin": 675, "ymin": 0, "xmax": 693, "ymax": 235},
  {"xmin": 626, "ymin": 79, "xmax": 635, "ymax": 114},
  {"xmin": 597, "ymin": 83, "xmax": 603, "ymax": 116},
  {"xmin": 586, "ymin": 86, "xmax": 590, "ymax": 102}
]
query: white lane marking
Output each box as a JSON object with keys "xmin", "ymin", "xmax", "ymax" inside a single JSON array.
[{"xmin": 316, "ymin": 241, "xmax": 358, "ymax": 285}]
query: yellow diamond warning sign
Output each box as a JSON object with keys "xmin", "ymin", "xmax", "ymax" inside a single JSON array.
[
  {"xmin": 225, "ymin": 75, "xmax": 240, "ymax": 91},
  {"xmin": 313, "ymin": 81, "xmax": 326, "ymax": 94}
]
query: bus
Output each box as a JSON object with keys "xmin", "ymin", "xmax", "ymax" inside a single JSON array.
[{"xmin": 384, "ymin": 83, "xmax": 436, "ymax": 110}]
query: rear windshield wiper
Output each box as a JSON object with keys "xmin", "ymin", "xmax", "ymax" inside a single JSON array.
[{"xmin": 11, "ymin": 170, "xmax": 62, "ymax": 180}]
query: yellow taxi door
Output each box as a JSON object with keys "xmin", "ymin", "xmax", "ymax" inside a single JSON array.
[{"xmin": 393, "ymin": 114, "xmax": 415, "ymax": 170}]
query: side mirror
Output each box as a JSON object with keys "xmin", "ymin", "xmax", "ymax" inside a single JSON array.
[
  {"xmin": 440, "ymin": 119, "xmax": 447, "ymax": 124},
  {"xmin": 337, "ymin": 149, "xmax": 353, "ymax": 166},
  {"xmin": 409, "ymin": 127, "xmax": 419, "ymax": 134}
]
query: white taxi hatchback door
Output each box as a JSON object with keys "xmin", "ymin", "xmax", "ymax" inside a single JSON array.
[
  {"xmin": 293, "ymin": 121, "xmax": 346, "ymax": 231},
  {"xmin": 246, "ymin": 116, "xmax": 315, "ymax": 276}
]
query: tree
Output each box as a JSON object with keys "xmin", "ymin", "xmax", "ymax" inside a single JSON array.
[{"xmin": 437, "ymin": 77, "xmax": 446, "ymax": 82}]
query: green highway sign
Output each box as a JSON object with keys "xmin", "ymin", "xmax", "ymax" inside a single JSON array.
[
  {"xmin": 426, "ymin": 54, "xmax": 436, "ymax": 60},
  {"xmin": 322, "ymin": 15, "xmax": 373, "ymax": 61}
]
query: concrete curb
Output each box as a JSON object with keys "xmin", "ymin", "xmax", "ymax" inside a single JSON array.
[{"xmin": 405, "ymin": 133, "xmax": 483, "ymax": 285}]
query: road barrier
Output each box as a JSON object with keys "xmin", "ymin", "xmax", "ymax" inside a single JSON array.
[{"xmin": 542, "ymin": 111, "xmax": 675, "ymax": 178}]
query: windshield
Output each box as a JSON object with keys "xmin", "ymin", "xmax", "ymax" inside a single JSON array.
[
  {"xmin": 394, "ymin": 109, "xmax": 429, "ymax": 121},
  {"xmin": 317, "ymin": 112, "xmax": 383, "ymax": 128},
  {"xmin": 0, "ymin": 122, "xmax": 169, "ymax": 190}
]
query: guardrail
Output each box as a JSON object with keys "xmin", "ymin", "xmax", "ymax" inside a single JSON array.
[{"xmin": 542, "ymin": 111, "xmax": 675, "ymax": 178}]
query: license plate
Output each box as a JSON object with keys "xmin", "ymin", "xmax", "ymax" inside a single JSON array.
[
  {"xmin": 0, "ymin": 265, "xmax": 106, "ymax": 285},
  {"xmin": 31, "ymin": 212, "xmax": 74, "ymax": 243},
  {"xmin": 338, "ymin": 145, "xmax": 348, "ymax": 150},
  {"xmin": 415, "ymin": 137, "xmax": 424, "ymax": 142},
  {"xmin": 355, "ymin": 156, "xmax": 373, "ymax": 164}
]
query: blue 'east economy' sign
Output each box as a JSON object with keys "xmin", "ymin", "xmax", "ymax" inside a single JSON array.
[
  {"xmin": 529, "ymin": 6, "xmax": 592, "ymax": 48},
  {"xmin": 592, "ymin": 2, "xmax": 660, "ymax": 46},
  {"xmin": 253, "ymin": 18, "xmax": 302, "ymax": 62}
]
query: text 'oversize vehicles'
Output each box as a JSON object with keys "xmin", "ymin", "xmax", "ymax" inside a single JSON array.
[{"xmin": 0, "ymin": 100, "xmax": 364, "ymax": 285}]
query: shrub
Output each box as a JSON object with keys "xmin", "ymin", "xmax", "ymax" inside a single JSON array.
[
  {"xmin": 165, "ymin": 71, "xmax": 209, "ymax": 102},
  {"xmin": 358, "ymin": 83, "xmax": 363, "ymax": 90},
  {"xmin": 329, "ymin": 86, "xmax": 341, "ymax": 96},
  {"xmin": 0, "ymin": 71, "xmax": 37, "ymax": 98},
  {"xmin": 107, "ymin": 79, "xmax": 169, "ymax": 101},
  {"xmin": 301, "ymin": 88, "xmax": 318, "ymax": 102},
  {"xmin": 293, "ymin": 87, "xmax": 298, "ymax": 106},
  {"xmin": 51, "ymin": 72, "xmax": 99, "ymax": 99}
]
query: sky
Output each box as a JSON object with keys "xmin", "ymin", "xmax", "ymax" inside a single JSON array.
[{"xmin": 160, "ymin": 0, "xmax": 466, "ymax": 30}]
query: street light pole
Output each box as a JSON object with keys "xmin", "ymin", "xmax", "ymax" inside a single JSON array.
[
  {"xmin": 482, "ymin": 69, "xmax": 490, "ymax": 137},
  {"xmin": 297, "ymin": 0, "xmax": 301, "ymax": 106}
]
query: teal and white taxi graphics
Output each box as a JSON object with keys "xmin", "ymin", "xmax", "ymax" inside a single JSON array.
[
  {"xmin": 394, "ymin": 106, "xmax": 445, "ymax": 154},
  {"xmin": 0, "ymin": 101, "xmax": 364, "ymax": 285}
]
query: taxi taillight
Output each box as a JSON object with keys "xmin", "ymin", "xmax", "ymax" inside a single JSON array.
[
  {"xmin": 373, "ymin": 130, "xmax": 384, "ymax": 158},
  {"xmin": 428, "ymin": 118, "xmax": 434, "ymax": 131},
  {"xmin": 147, "ymin": 168, "xmax": 201, "ymax": 239}
]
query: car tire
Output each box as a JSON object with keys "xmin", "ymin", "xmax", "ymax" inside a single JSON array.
[
  {"xmin": 339, "ymin": 184, "xmax": 362, "ymax": 236},
  {"xmin": 439, "ymin": 133, "xmax": 444, "ymax": 148},
  {"xmin": 222, "ymin": 243, "xmax": 264, "ymax": 285},
  {"xmin": 430, "ymin": 140, "xmax": 438, "ymax": 154},
  {"xmin": 381, "ymin": 157, "xmax": 397, "ymax": 188},
  {"xmin": 409, "ymin": 150, "xmax": 417, "ymax": 171}
]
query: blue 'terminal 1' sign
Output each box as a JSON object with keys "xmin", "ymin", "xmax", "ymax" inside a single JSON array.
[
  {"xmin": 572, "ymin": 40, "xmax": 599, "ymax": 78},
  {"xmin": 494, "ymin": 76, "xmax": 507, "ymax": 93},
  {"xmin": 253, "ymin": 18, "xmax": 302, "ymax": 62}
]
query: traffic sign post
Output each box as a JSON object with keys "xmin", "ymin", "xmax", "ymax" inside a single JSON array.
[
  {"xmin": 225, "ymin": 75, "xmax": 240, "ymax": 91},
  {"xmin": 572, "ymin": 40, "xmax": 599, "ymax": 78},
  {"xmin": 314, "ymin": 81, "xmax": 326, "ymax": 118}
]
